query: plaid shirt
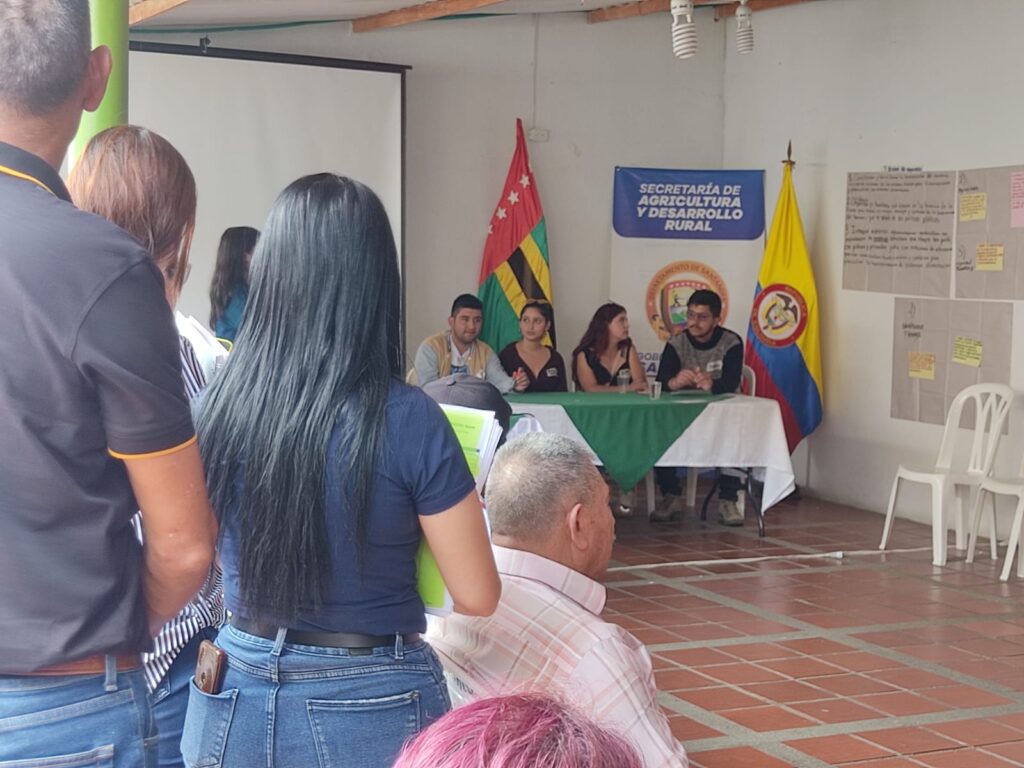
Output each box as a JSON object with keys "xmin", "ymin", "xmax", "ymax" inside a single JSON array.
[
  {"xmin": 427, "ymin": 546, "xmax": 688, "ymax": 768},
  {"xmin": 137, "ymin": 336, "xmax": 225, "ymax": 691}
]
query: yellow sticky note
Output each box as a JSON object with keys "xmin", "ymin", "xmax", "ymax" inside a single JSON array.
[
  {"xmin": 960, "ymin": 192, "xmax": 987, "ymax": 222},
  {"xmin": 975, "ymin": 243, "xmax": 1004, "ymax": 271},
  {"xmin": 952, "ymin": 336, "xmax": 983, "ymax": 367},
  {"xmin": 908, "ymin": 351, "xmax": 936, "ymax": 380}
]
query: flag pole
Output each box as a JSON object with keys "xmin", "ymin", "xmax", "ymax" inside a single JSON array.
[{"xmin": 785, "ymin": 140, "xmax": 813, "ymax": 490}]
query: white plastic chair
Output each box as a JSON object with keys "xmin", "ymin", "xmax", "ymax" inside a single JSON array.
[
  {"xmin": 966, "ymin": 450, "xmax": 1024, "ymax": 581},
  {"xmin": 879, "ymin": 383, "xmax": 1014, "ymax": 566}
]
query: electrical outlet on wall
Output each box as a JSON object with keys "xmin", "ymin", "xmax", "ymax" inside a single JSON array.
[{"xmin": 527, "ymin": 127, "xmax": 550, "ymax": 142}]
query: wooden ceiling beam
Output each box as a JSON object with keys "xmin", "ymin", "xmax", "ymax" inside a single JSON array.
[
  {"xmin": 587, "ymin": 0, "xmax": 719, "ymax": 25},
  {"xmin": 715, "ymin": 0, "xmax": 816, "ymax": 19},
  {"xmin": 128, "ymin": 0, "xmax": 193, "ymax": 26},
  {"xmin": 352, "ymin": 0, "xmax": 510, "ymax": 33}
]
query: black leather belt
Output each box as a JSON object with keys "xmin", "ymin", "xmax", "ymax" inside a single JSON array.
[{"xmin": 231, "ymin": 616, "xmax": 419, "ymax": 650}]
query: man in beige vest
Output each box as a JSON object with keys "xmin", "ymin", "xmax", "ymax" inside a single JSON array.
[{"xmin": 413, "ymin": 294, "xmax": 527, "ymax": 392}]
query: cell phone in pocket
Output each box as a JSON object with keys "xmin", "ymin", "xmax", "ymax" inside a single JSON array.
[{"xmin": 194, "ymin": 639, "xmax": 227, "ymax": 695}]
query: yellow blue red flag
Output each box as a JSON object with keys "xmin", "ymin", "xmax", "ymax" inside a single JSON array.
[{"xmin": 745, "ymin": 159, "xmax": 823, "ymax": 452}]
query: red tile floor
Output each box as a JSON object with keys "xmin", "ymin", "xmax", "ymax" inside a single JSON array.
[{"xmin": 605, "ymin": 488, "xmax": 1024, "ymax": 767}]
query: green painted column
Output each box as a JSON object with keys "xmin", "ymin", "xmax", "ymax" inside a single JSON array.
[{"xmin": 70, "ymin": 0, "xmax": 129, "ymax": 167}]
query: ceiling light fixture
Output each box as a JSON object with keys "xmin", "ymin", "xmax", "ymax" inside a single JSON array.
[
  {"xmin": 736, "ymin": 0, "xmax": 754, "ymax": 55},
  {"xmin": 670, "ymin": 0, "xmax": 697, "ymax": 60}
]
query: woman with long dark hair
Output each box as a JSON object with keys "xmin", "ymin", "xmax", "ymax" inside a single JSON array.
[
  {"xmin": 68, "ymin": 125, "xmax": 225, "ymax": 768},
  {"xmin": 571, "ymin": 302, "xmax": 646, "ymax": 393},
  {"xmin": 208, "ymin": 225, "xmax": 258, "ymax": 342},
  {"xmin": 182, "ymin": 174, "xmax": 500, "ymax": 768},
  {"xmin": 498, "ymin": 301, "xmax": 567, "ymax": 392}
]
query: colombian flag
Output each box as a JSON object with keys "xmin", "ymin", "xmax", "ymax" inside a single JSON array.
[
  {"xmin": 479, "ymin": 119, "xmax": 554, "ymax": 353},
  {"xmin": 745, "ymin": 160, "xmax": 823, "ymax": 453}
]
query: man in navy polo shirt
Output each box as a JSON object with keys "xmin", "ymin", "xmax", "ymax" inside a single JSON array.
[{"xmin": 0, "ymin": 2, "xmax": 217, "ymax": 765}]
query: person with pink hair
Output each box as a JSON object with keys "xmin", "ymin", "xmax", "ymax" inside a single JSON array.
[{"xmin": 392, "ymin": 694, "xmax": 642, "ymax": 768}]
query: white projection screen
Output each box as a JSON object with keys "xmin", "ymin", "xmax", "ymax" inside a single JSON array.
[{"xmin": 128, "ymin": 43, "xmax": 406, "ymax": 328}]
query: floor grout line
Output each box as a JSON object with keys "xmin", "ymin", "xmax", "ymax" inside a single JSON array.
[{"xmin": 605, "ymin": 498, "xmax": 1024, "ymax": 766}]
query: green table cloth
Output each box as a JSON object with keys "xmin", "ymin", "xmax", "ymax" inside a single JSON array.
[{"xmin": 504, "ymin": 391, "xmax": 730, "ymax": 489}]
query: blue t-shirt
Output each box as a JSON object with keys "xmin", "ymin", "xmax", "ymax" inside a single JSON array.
[
  {"xmin": 214, "ymin": 284, "xmax": 247, "ymax": 342},
  {"xmin": 220, "ymin": 380, "xmax": 475, "ymax": 634}
]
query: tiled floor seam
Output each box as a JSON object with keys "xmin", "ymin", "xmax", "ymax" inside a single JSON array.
[
  {"xmin": 612, "ymin": 555, "xmax": 1017, "ymax": 606},
  {"xmin": 606, "ymin": 501, "xmax": 1024, "ymax": 764},
  {"xmin": 674, "ymin": 703, "xmax": 1024, "ymax": 764},
  {"xmin": 626, "ymin": 570, "xmax": 1024, "ymax": 702}
]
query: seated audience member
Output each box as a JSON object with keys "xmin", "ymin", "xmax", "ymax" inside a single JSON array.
[
  {"xmin": 423, "ymin": 373, "xmax": 513, "ymax": 447},
  {"xmin": 499, "ymin": 301, "xmax": 567, "ymax": 392},
  {"xmin": 428, "ymin": 433, "xmax": 689, "ymax": 768},
  {"xmin": 184, "ymin": 175, "xmax": 501, "ymax": 768},
  {"xmin": 393, "ymin": 694, "xmax": 642, "ymax": 768},
  {"xmin": 572, "ymin": 302, "xmax": 646, "ymax": 393},
  {"xmin": 653, "ymin": 289, "xmax": 745, "ymax": 525},
  {"xmin": 68, "ymin": 125, "xmax": 225, "ymax": 768},
  {"xmin": 414, "ymin": 293, "xmax": 528, "ymax": 392},
  {"xmin": 209, "ymin": 225, "xmax": 259, "ymax": 343}
]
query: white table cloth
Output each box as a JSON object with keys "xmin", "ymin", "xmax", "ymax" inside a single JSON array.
[{"xmin": 508, "ymin": 395, "xmax": 795, "ymax": 513}]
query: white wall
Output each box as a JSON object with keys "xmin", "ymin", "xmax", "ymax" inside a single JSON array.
[
  {"xmin": 133, "ymin": 2, "xmax": 1024, "ymax": 527},
  {"xmin": 133, "ymin": 11, "xmax": 726, "ymax": 364},
  {"xmin": 721, "ymin": 0, "xmax": 1024, "ymax": 525}
]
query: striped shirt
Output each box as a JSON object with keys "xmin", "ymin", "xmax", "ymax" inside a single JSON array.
[
  {"xmin": 427, "ymin": 546, "xmax": 688, "ymax": 768},
  {"xmin": 136, "ymin": 335, "xmax": 225, "ymax": 691}
]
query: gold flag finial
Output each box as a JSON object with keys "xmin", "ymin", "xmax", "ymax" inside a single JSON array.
[{"xmin": 784, "ymin": 141, "xmax": 795, "ymax": 167}]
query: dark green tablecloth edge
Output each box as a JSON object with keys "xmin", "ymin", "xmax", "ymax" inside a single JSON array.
[{"xmin": 505, "ymin": 392, "xmax": 731, "ymax": 489}]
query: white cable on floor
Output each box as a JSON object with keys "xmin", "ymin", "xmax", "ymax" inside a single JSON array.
[{"xmin": 607, "ymin": 546, "xmax": 935, "ymax": 572}]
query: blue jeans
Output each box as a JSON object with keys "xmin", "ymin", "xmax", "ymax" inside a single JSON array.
[
  {"xmin": 181, "ymin": 625, "xmax": 451, "ymax": 768},
  {"xmin": 151, "ymin": 628, "xmax": 219, "ymax": 768},
  {"xmin": 0, "ymin": 665, "xmax": 156, "ymax": 767}
]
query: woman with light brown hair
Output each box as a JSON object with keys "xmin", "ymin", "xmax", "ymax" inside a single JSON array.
[
  {"xmin": 68, "ymin": 124, "xmax": 224, "ymax": 768},
  {"xmin": 70, "ymin": 125, "xmax": 196, "ymax": 306}
]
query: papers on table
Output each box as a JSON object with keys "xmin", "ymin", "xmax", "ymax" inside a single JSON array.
[{"xmin": 417, "ymin": 405, "xmax": 503, "ymax": 617}]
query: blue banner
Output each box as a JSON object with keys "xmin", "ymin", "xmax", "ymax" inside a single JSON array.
[{"xmin": 613, "ymin": 167, "xmax": 765, "ymax": 240}]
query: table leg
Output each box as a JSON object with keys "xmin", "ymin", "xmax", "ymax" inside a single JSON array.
[
  {"xmin": 686, "ymin": 468, "xmax": 698, "ymax": 507},
  {"xmin": 745, "ymin": 470, "xmax": 765, "ymax": 537},
  {"xmin": 645, "ymin": 471, "xmax": 656, "ymax": 517}
]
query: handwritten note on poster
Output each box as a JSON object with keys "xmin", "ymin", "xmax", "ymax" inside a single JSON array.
[
  {"xmin": 952, "ymin": 336, "xmax": 983, "ymax": 367},
  {"xmin": 843, "ymin": 172, "xmax": 955, "ymax": 296},
  {"xmin": 908, "ymin": 351, "xmax": 936, "ymax": 380},
  {"xmin": 975, "ymin": 244, "xmax": 1005, "ymax": 271},
  {"xmin": 959, "ymin": 193, "xmax": 987, "ymax": 222}
]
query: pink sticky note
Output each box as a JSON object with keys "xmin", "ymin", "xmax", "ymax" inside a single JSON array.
[{"xmin": 1011, "ymin": 172, "xmax": 1024, "ymax": 228}]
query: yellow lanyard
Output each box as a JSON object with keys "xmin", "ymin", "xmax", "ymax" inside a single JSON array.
[{"xmin": 0, "ymin": 164, "xmax": 55, "ymax": 196}]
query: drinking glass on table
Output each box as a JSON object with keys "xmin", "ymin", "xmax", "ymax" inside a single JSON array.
[
  {"xmin": 616, "ymin": 369, "xmax": 630, "ymax": 393},
  {"xmin": 649, "ymin": 380, "xmax": 662, "ymax": 400}
]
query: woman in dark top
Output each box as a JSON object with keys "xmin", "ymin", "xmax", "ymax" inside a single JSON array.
[
  {"xmin": 571, "ymin": 302, "xmax": 647, "ymax": 393},
  {"xmin": 69, "ymin": 125, "xmax": 224, "ymax": 768},
  {"xmin": 499, "ymin": 301, "xmax": 567, "ymax": 392},
  {"xmin": 209, "ymin": 226, "xmax": 258, "ymax": 343},
  {"xmin": 183, "ymin": 175, "xmax": 500, "ymax": 768}
]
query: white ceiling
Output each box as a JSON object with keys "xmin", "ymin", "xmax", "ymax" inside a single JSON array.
[{"xmin": 132, "ymin": 0, "xmax": 732, "ymax": 29}]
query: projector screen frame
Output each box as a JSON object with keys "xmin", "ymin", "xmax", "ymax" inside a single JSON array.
[{"xmin": 128, "ymin": 40, "xmax": 410, "ymax": 359}]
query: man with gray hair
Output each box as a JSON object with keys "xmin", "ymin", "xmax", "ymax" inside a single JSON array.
[
  {"xmin": 427, "ymin": 433, "xmax": 688, "ymax": 768},
  {"xmin": 0, "ymin": 2, "xmax": 216, "ymax": 765}
]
